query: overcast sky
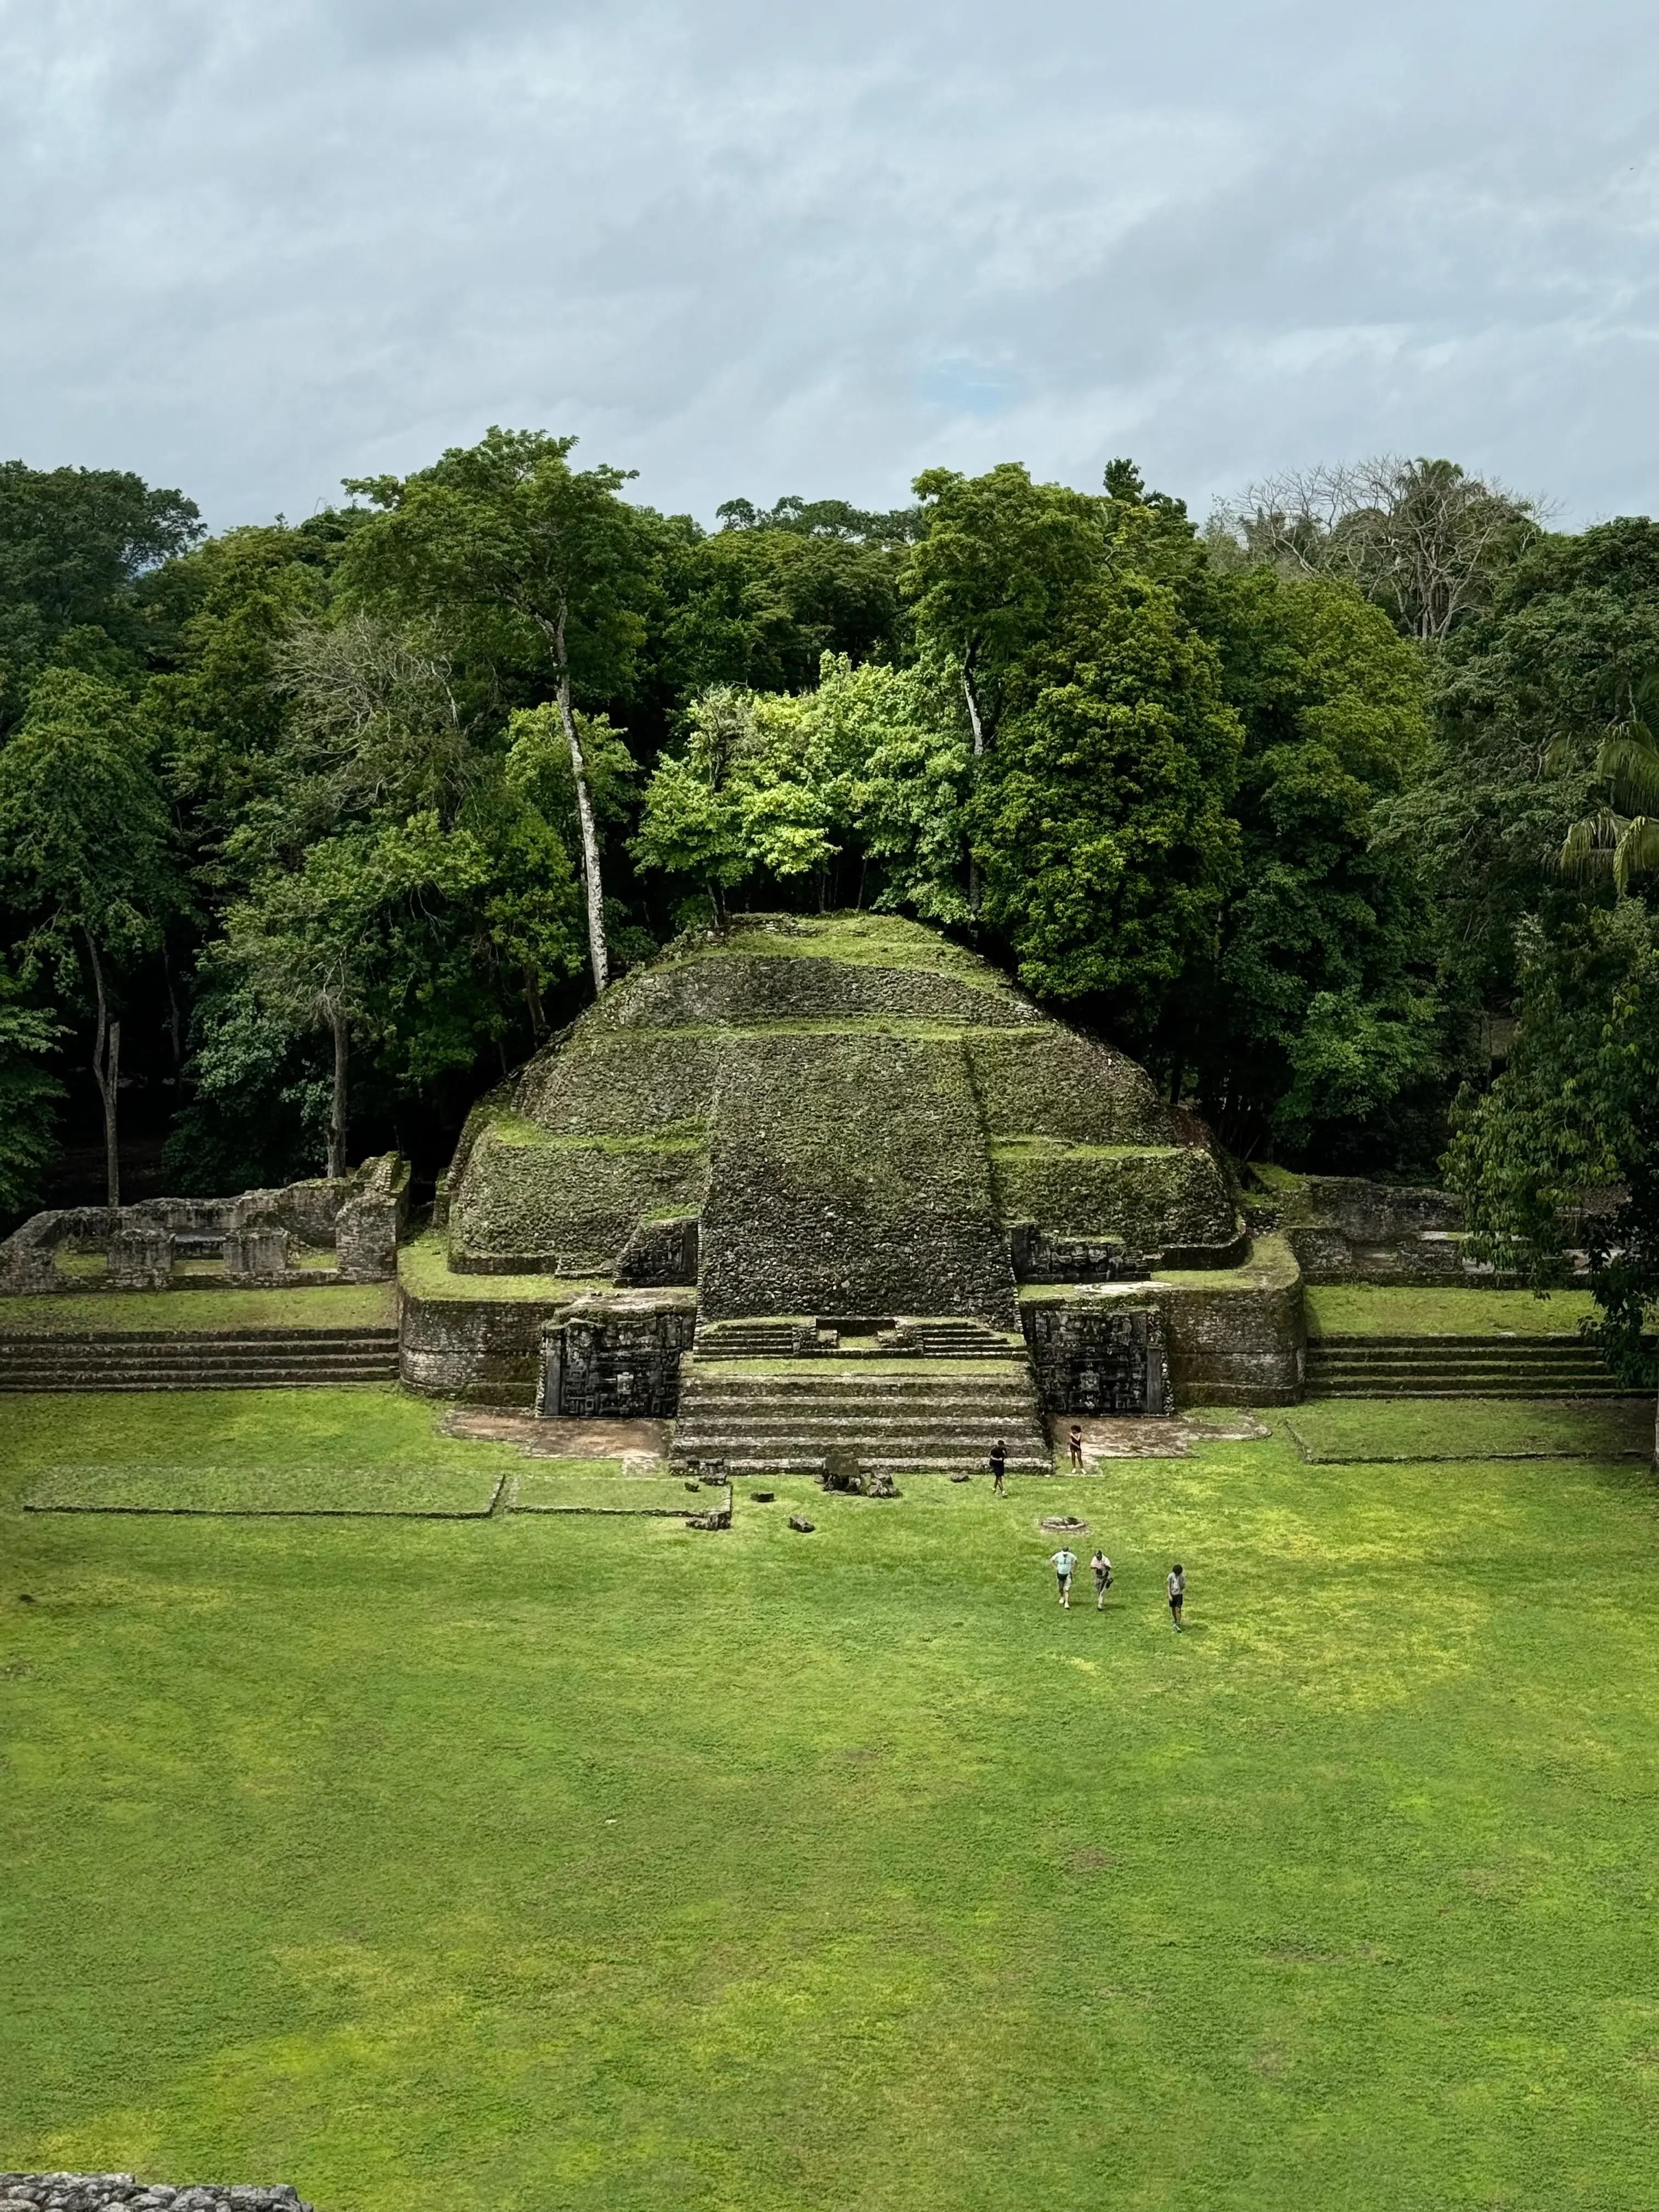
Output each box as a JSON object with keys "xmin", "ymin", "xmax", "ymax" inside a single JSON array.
[{"xmin": 3, "ymin": 0, "xmax": 1656, "ymax": 533}]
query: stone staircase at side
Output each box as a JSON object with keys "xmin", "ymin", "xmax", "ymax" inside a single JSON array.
[
  {"xmin": 1305, "ymin": 1333, "xmax": 1630, "ymax": 1399},
  {"xmin": 672, "ymin": 1316, "xmax": 1052, "ymax": 1478},
  {"xmin": 0, "ymin": 1325, "xmax": 400, "ymax": 1392}
]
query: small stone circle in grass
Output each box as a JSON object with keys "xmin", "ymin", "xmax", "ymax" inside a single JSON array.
[{"xmin": 1040, "ymin": 1515, "xmax": 1090, "ymax": 1535}]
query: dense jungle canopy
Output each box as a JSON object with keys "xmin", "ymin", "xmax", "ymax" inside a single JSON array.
[{"xmin": 0, "ymin": 437, "xmax": 1653, "ymax": 1375}]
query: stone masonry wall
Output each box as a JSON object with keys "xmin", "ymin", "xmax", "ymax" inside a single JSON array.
[
  {"xmin": 0, "ymin": 2179, "xmax": 311, "ymax": 2212},
  {"xmin": 698, "ymin": 1032, "xmax": 1020, "ymax": 1327}
]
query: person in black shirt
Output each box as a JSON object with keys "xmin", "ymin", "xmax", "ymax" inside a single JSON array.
[{"xmin": 989, "ymin": 1438, "xmax": 1007, "ymax": 1494}]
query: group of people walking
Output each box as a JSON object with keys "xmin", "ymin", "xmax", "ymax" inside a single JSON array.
[
  {"xmin": 1045, "ymin": 1543, "xmax": 1185, "ymax": 1627},
  {"xmin": 982, "ymin": 1435, "xmax": 1187, "ymax": 1630}
]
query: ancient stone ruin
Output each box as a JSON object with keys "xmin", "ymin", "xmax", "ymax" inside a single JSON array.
[
  {"xmin": 404, "ymin": 913, "xmax": 1304, "ymax": 1476},
  {"xmin": 0, "ymin": 1155, "xmax": 408, "ymax": 1296},
  {"xmin": 0, "ymin": 2179, "xmax": 311, "ymax": 2212}
]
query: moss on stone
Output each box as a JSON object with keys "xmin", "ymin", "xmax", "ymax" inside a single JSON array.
[
  {"xmin": 992, "ymin": 1144, "xmax": 1236, "ymax": 1255},
  {"xmin": 444, "ymin": 908, "xmax": 1244, "ymax": 1305},
  {"xmin": 399, "ymin": 1233, "xmax": 606, "ymax": 1304}
]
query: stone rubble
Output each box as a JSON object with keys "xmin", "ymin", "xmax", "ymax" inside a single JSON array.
[{"xmin": 0, "ymin": 2177, "xmax": 312, "ymax": 2212}]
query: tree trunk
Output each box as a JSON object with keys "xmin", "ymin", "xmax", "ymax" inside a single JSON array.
[
  {"xmin": 549, "ymin": 599, "xmax": 610, "ymax": 995},
  {"xmin": 161, "ymin": 938, "xmax": 184, "ymax": 1073},
  {"xmin": 328, "ymin": 1002, "xmax": 349, "ymax": 1180},
  {"xmin": 962, "ymin": 665, "xmax": 986, "ymax": 917},
  {"xmin": 84, "ymin": 931, "xmax": 121, "ymax": 1210},
  {"xmin": 103, "ymin": 1021, "xmax": 121, "ymax": 1210},
  {"xmin": 523, "ymin": 968, "xmax": 548, "ymax": 1043}
]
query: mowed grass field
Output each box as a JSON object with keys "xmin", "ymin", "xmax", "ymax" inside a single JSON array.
[{"xmin": 4, "ymin": 1390, "xmax": 1659, "ymax": 2211}]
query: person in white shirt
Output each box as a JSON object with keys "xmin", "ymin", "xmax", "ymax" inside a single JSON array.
[
  {"xmin": 1049, "ymin": 1546, "xmax": 1078, "ymax": 1609},
  {"xmin": 1167, "ymin": 1562, "xmax": 1185, "ymax": 1630}
]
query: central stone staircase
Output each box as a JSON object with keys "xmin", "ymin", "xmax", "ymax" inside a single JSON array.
[
  {"xmin": 674, "ymin": 1316, "xmax": 1052, "ymax": 1477},
  {"xmin": 1305, "ymin": 1333, "xmax": 1629, "ymax": 1398},
  {"xmin": 0, "ymin": 1325, "xmax": 400, "ymax": 1392}
]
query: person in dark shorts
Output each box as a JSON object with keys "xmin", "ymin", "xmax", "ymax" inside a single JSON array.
[
  {"xmin": 989, "ymin": 1439, "xmax": 1007, "ymax": 1494},
  {"xmin": 1068, "ymin": 1424, "xmax": 1085, "ymax": 1471},
  {"xmin": 1167, "ymin": 1562, "xmax": 1185, "ymax": 1630},
  {"xmin": 1091, "ymin": 1549, "xmax": 1112, "ymax": 1609}
]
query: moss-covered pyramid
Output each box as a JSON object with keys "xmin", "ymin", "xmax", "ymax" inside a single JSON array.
[{"xmin": 445, "ymin": 913, "xmax": 1239, "ymax": 1325}]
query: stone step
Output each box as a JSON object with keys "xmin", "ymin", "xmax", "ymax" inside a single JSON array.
[
  {"xmin": 1310, "ymin": 1333, "xmax": 1602, "ymax": 1349},
  {"xmin": 1305, "ymin": 1383, "xmax": 1634, "ymax": 1401},
  {"xmin": 1307, "ymin": 1348, "xmax": 1610, "ymax": 1367},
  {"xmin": 680, "ymin": 1371, "xmax": 1037, "ymax": 1396},
  {"xmin": 0, "ymin": 1375, "xmax": 397, "ymax": 1393},
  {"xmin": 1306, "ymin": 1353, "xmax": 1616, "ymax": 1372},
  {"xmin": 0, "ymin": 1331, "xmax": 398, "ymax": 1352},
  {"xmin": 679, "ymin": 1386, "xmax": 1040, "ymax": 1413},
  {"xmin": 677, "ymin": 1412, "xmax": 1044, "ymax": 1437},
  {"xmin": 706, "ymin": 1451, "xmax": 1054, "ymax": 1476},
  {"xmin": 0, "ymin": 1321, "xmax": 399, "ymax": 1392}
]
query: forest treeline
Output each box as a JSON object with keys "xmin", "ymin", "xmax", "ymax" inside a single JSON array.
[{"xmin": 1, "ymin": 433, "xmax": 1655, "ymax": 1372}]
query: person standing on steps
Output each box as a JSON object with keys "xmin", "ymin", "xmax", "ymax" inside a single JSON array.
[
  {"xmin": 1091, "ymin": 1549, "xmax": 1112, "ymax": 1609},
  {"xmin": 989, "ymin": 1438, "xmax": 1007, "ymax": 1495},
  {"xmin": 1068, "ymin": 1424, "xmax": 1085, "ymax": 1472},
  {"xmin": 1050, "ymin": 1544, "xmax": 1078, "ymax": 1609},
  {"xmin": 1167, "ymin": 1562, "xmax": 1186, "ymax": 1630}
]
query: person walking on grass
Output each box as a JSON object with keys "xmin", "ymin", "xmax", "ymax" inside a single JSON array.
[
  {"xmin": 1050, "ymin": 1544, "xmax": 1078, "ymax": 1609},
  {"xmin": 1068, "ymin": 1424, "xmax": 1085, "ymax": 1472},
  {"xmin": 1167, "ymin": 1562, "xmax": 1186, "ymax": 1630},
  {"xmin": 989, "ymin": 1438, "xmax": 1007, "ymax": 1495},
  {"xmin": 1091, "ymin": 1549, "xmax": 1113, "ymax": 1609}
]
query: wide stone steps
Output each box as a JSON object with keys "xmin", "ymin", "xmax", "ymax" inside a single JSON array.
[
  {"xmin": 674, "ymin": 1348, "xmax": 1051, "ymax": 1476},
  {"xmin": 0, "ymin": 1328, "xmax": 399, "ymax": 1392},
  {"xmin": 1305, "ymin": 1333, "xmax": 1627, "ymax": 1398}
]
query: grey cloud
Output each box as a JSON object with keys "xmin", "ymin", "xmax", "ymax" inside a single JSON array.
[{"xmin": 1, "ymin": 0, "xmax": 1655, "ymax": 529}]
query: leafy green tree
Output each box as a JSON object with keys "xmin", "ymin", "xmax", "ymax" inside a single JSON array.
[
  {"xmin": 341, "ymin": 428, "xmax": 653, "ymax": 995},
  {"xmin": 654, "ymin": 524, "xmax": 908, "ymax": 704},
  {"xmin": 903, "ymin": 463, "xmax": 1103, "ymax": 758},
  {"xmin": 1447, "ymin": 902, "xmax": 1659, "ymax": 1385},
  {"xmin": 0, "ymin": 460, "xmax": 202, "ymax": 725},
  {"xmin": 1387, "ymin": 517, "xmax": 1659, "ymax": 1015},
  {"xmin": 1191, "ymin": 573, "xmax": 1443, "ymax": 1159},
  {"xmin": 971, "ymin": 571, "xmax": 1243, "ymax": 1028},
  {"xmin": 0, "ymin": 669, "xmax": 177, "ymax": 1204},
  {"xmin": 0, "ymin": 966, "xmax": 62, "ymax": 1217},
  {"xmin": 1558, "ymin": 680, "xmax": 1659, "ymax": 893}
]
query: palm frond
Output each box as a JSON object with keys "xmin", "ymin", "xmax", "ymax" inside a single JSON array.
[
  {"xmin": 1598, "ymin": 726, "xmax": 1659, "ymax": 816},
  {"xmin": 1557, "ymin": 807, "xmax": 1624, "ymax": 881},
  {"xmin": 1613, "ymin": 814, "xmax": 1659, "ymax": 895}
]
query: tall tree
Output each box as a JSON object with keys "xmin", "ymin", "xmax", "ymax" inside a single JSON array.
[
  {"xmin": 1191, "ymin": 571, "xmax": 1443, "ymax": 1160},
  {"xmin": 0, "ymin": 460, "xmax": 202, "ymax": 725},
  {"xmin": 1385, "ymin": 517, "xmax": 1659, "ymax": 1017},
  {"xmin": 902, "ymin": 464, "xmax": 1102, "ymax": 758},
  {"xmin": 0, "ymin": 669, "xmax": 177, "ymax": 1204},
  {"xmin": 972, "ymin": 570, "xmax": 1243, "ymax": 1028},
  {"xmin": 1214, "ymin": 456, "xmax": 1537, "ymax": 644},
  {"xmin": 341, "ymin": 428, "xmax": 652, "ymax": 995},
  {"xmin": 0, "ymin": 966, "xmax": 62, "ymax": 1219},
  {"xmin": 1446, "ymin": 902, "xmax": 1659, "ymax": 1387}
]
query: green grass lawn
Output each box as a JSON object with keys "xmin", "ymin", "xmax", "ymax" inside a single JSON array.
[
  {"xmin": 1285, "ymin": 1397, "xmax": 1655, "ymax": 1463},
  {"xmin": 5, "ymin": 1390, "xmax": 1659, "ymax": 2210},
  {"xmin": 512, "ymin": 1466, "xmax": 721, "ymax": 1515},
  {"xmin": 1305, "ymin": 1284, "xmax": 1599, "ymax": 1338},
  {"xmin": 24, "ymin": 1464, "xmax": 505, "ymax": 1516},
  {"xmin": 0, "ymin": 1283, "xmax": 396, "ymax": 1334}
]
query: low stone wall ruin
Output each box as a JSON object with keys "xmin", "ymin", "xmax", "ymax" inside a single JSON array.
[
  {"xmin": 0, "ymin": 1156, "xmax": 407, "ymax": 1296},
  {"xmin": 0, "ymin": 2179, "xmax": 311, "ymax": 2212},
  {"xmin": 400, "ymin": 1281, "xmax": 697, "ymax": 1407}
]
